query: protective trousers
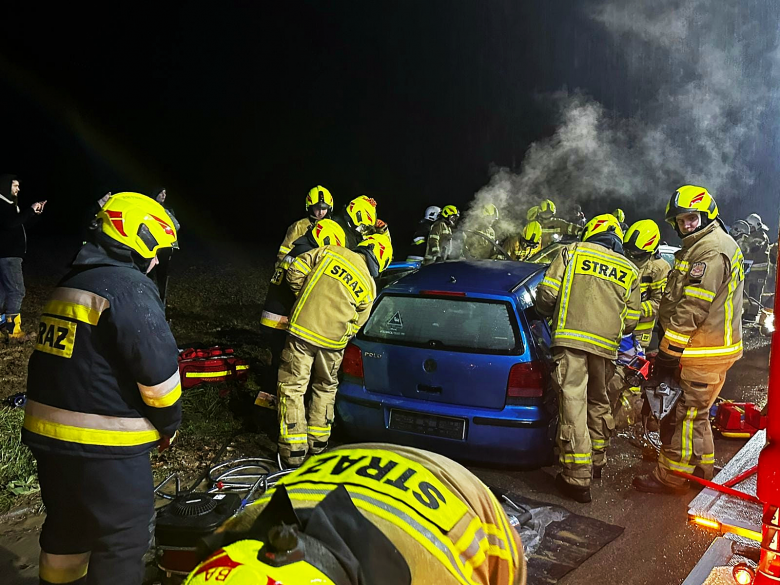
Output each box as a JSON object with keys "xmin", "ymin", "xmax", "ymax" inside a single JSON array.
[
  {"xmin": 654, "ymin": 363, "xmax": 732, "ymax": 487},
  {"xmin": 553, "ymin": 347, "xmax": 615, "ymax": 488},
  {"xmin": 277, "ymin": 335, "xmax": 344, "ymax": 465},
  {"xmin": 0, "ymin": 256, "xmax": 25, "ymax": 315},
  {"xmin": 34, "ymin": 451, "xmax": 154, "ymax": 585}
]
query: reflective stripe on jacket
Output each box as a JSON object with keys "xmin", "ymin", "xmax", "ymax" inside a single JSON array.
[
  {"xmin": 219, "ymin": 443, "xmax": 526, "ymax": 585},
  {"xmin": 23, "ymin": 248, "xmax": 181, "ymax": 458},
  {"xmin": 277, "ymin": 218, "xmax": 312, "ymax": 260},
  {"xmin": 286, "ymin": 245, "xmax": 376, "ymax": 350},
  {"xmin": 633, "ymin": 255, "xmax": 670, "ymax": 344},
  {"xmin": 536, "ymin": 242, "xmax": 641, "ymax": 360},
  {"xmin": 659, "ymin": 222, "xmax": 744, "ymax": 364}
]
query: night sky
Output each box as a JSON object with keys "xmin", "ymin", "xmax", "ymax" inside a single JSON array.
[{"xmin": 1, "ymin": 2, "xmax": 777, "ymax": 251}]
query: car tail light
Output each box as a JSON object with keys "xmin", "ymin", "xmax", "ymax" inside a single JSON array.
[
  {"xmin": 341, "ymin": 343, "xmax": 364, "ymax": 379},
  {"xmin": 507, "ymin": 361, "xmax": 544, "ymax": 398}
]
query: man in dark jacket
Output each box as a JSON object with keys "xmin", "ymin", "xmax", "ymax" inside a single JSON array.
[
  {"xmin": 0, "ymin": 174, "xmax": 46, "ymax": 341},
  {"xmin": 23, "ymin": 192, "xmax": 181, "ymax": 585}
]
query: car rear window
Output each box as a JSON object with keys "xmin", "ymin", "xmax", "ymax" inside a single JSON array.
[{"xmin": 361, "ymin": 294, "xmax": 521, "ymax": 354}]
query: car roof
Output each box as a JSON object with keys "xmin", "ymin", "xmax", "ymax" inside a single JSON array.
[{"xmin": 384, "ymin": 259, "xmax": 544, "ymax": 296}]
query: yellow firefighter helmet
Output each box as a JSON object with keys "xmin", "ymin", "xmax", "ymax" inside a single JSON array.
[
  {"xmin": 481, "ymin": 203, "xmax": 499, "ymax": 221},
  {"xmin": 582, "ymin": 213, "xmax": 624, "ymax": 241},
  {"xmin": 664, "ymin": 185, "xmax": 719, "ymax": 227},
  {"xmin": 526, "ymin": 205, "xmax": 540, "ymax": 221},
  {"xmin": 305, "ymin": 185, "xmax": 334, "ymax": 211},
  {"xmin": 624, "ymin": 219, "xmax": 661, "ymax": 256},
  {"xmin": 521, "ymin": 221, "xmax": 542, "ymax": 246},
  {"xmin": 358, "ymin": 232, "xmax": 393, "ymax": 272},
  {"xmin": 98, "ymin": 192, "xmax": 178, "ymax": 259},
  {"xmin": 538, "ymin": 199, "xmax": 556, "ymax": 219},
  {"xmin": 441, "ymin": 204, "xmax": 459, "ymax": 219},
  {"xmin": 612, "ymin": 208, "xmax": 626, "ymax": 223},
  {"xmin": 311, "ymin": 219, "xmax": 346, "ymax": 247},
  {"xmin": 346, "ymin": 196, "xmax": 377, "ymax": 232}
]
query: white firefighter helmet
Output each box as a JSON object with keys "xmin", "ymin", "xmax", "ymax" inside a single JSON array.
[
  {"xmin": 424, "ymin": 206, "xmax": 441, "ymax": 222},
  {"xmin": 731, "ymin": 220, "xmax": 750, "ymax": 239},
  {"xmin": 745, "ymin": 213, "xmax": 767, "ymax": 233}
]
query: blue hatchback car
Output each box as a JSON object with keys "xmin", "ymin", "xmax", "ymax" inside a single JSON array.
[{"xmin": 336, "ymin": 260, "xmax": 557, "ymax": 467}]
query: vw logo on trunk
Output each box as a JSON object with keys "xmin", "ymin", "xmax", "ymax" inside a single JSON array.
[{"xmin": 423, "ymin": 358, "xmax": 437, "ymax": 373}]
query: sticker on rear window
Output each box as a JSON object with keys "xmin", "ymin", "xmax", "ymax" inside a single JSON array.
[{"xmin": 387, "ymin": 311, "xmax": 403, "ymax": 328}]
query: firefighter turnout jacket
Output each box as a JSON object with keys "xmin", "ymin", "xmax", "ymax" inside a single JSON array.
[
  {"xmin": 409, "ymin": 218, "xmax": 435, "ymax": 259},
  {"xmin": 189, "ymin": 443, "xmax": 525, "ymax": 585},
  {"xmin": 424, "ymin": 219, "xmax": 454, "ymax": 264},
  {"xmin": 658, "ymin": 222, "xmax": 744, "ymax": 365},
  {"xmin": 632, "ymin": 255, "xmax": 670, "ymax": 346},
  {"xmin": 261, "ymin": 235, "xmax": 317, "ymax": 331},
  {"xmin": 536, "ymin": 242, "xmax": 641, "ymax": 359},
  {"xmin": 277, "ymin": 218, "xmax": 312, "ymax": 260},
  {"xmin": 741, "ymin": 230, "xmax": 771, "ymax": 279},
  {"xmin": 502, "ymin": 235, "xmax": 540, "ymax": 261},
  {"xmin": 23, "ymin": 243, "xmax": 181, "ymax": 458},
  {"xmin": 539, "ymin": 218, "xmax": 582, "ymax": 247},
  {"xmin": 286, "ymin": 245, "xmax": 376, "ymax": 350}
]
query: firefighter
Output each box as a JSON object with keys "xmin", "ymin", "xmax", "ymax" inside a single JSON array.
[
  {"xmin": 623, "ymin": 219, "xmax": 670, "ymax": 349},
  {"xmin": 526, "ymin": 205, "xmax": 540, "ymax": 222},
  {"xmin": 407, "ymin": 206, "xmax": 440, "ymax": 261},
  {"xmin": 332, "ymin": 195, "xmax": 379, "ymax": 249},
  {"xmin": 537, "ymin": 199, "xmax": 582, "ymax": 247},
  {"xmin": 22, "ymin": 193, "xmax": 181, "ymax": 585},
  {"xmin": 503, "ymin": 221, "xmax": 542, "ymax": 261},
  {"xmin": 259, "ymin": 219, "xmax": 347, "ymax": 407},
  {"xmin": 464, "ymin": 203, "xmax": 500, "ymax": 259},
  {"xmin": 423, "ymin": 205, "xmax": 459, "ymax": 265},
  {"xmin": 277, "ymin": 186, "xmax": 334, "ymax": 260},
  {"xmin": 184, "ymin": 443, "xmax": 526, "ymax": 585},
  {"xmin": 742, "ymin": 213, "xmax": 771, "ymax": 321},
  {"xmin": 612, "ymin": 208, "xmax": 628, "ymax": 232},
  {"xmin": 278, "ymin": 233, "xmax": 392, "ymax": 466},
  {"xmin": 633, "ymin": 185, "xmax": 744, "ymax": 494},
  {"xmin": 607, "ymin": 220, "xmax": 670, "ymax": 426},
  {"xmin": 536, "ymin": 214, "xmax": 641, "ymax": 502}
]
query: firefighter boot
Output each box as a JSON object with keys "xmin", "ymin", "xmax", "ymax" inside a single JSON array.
[
  {"xmin": 555, "ymin": 473, "xmax": 592, "ymax": 503},
  {"xmin": 7, "ymin": 314, "xmax": 35, "ymax": 343}
]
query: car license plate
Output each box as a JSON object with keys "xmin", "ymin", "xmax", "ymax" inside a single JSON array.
[{"xmin": 389, "ymin": 409, "xmax": 466, "ymax": 440}]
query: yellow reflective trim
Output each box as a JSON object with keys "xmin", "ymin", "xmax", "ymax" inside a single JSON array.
[
  {"xmin": 635, "ymin": 320, "xmax": 655, "ymax": 331},
  {"xmin": 554, "ymin": 329, "xmax": 619, "ymax": 351},
  {"xmin": 626, "ymin": 309, "xmax": 641, "ymax": 319},
  {"xmin": 260, "ymin": 316, "xmax": 288, "ymax": 330},
  {"xmin": 561, "ymin": 453, "xmax": 592, "ymax": 464},
  {"xmin": 35, "ymin": 316, "xmax": 77, "ymax": 359},
  {"xmin": 592, "ymin": 439, "xmax": 607, "ymax": 449},
  {"xmin": 577, "ymin": 247, "xmax": 638, "ymax": 274},
  {"xmin": 290, "ymin": 254, "xmax": 331, "ymax": 326},
  {"xmin": 683, "ymin": 286, "xmax": 715, "ymax": 302},
  {"xmin": 39, "ymin": 551, "xmax": 90, "ymax": 584},
  {"xmin": 278, "ymin": 245, "xmax": 292, "ymax": 255},
  {"xmin": 649, "ymin": 278, "xmax": 667, "ymax": 290},
  {"xmin": 43, "ymin": 300, "xmax": 102, "ymax": 326},
  {"xmin": 307, "ymin": 425, "xmax": 331, "ymax": 433},
  {"xmin": 682, "ymin": 341, "xmax": 743, "ymax": 357},
  {"xmin": 279, "ymin": 434, "xmax": 308, "ymax": 444},
  {"xmin": 288, "ymin": 323, "xmax": 346, "ymax": 349},
  {"xmin": 541, "ymin": 277, "xmax": 561, "ymax": 292},
  {"xmin": 323, "ymin": 250, "xmax": 373, "ymax": 303},
  {"xmin": 557, "ymin": 254, "xmax": 578, "ymax": 331},
  {"xmin": 236, "ymin": 365, "xmax": 249, "ymax": 371},
  {"xmin": 23, "ymin": 414, "xmax": 160, "ymax": 447},
  {"xmin": 659, "ymin": 451, "xmax": 696, "ymax": 473},
  {"xmin": 681, "ymin": 408, "xmax": 697, "ymax": 466},
  {"xmin": 291, "ymin": 257, "xmax": 312, "ymax": 275},
  {"xmin": 185, "ymin": 370, "xmax": 230, "ymax": 378},
  {"xmin": 664, "ymin": 329, "xmax": 691, "ymax": 344},
  {"xmin": 142, "ymin": 383, "xmax": 181, "ymax": 408}
]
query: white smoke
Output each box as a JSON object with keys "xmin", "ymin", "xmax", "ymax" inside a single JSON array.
[{"xmin": 462, "ymin": 0, "xmax": 780, "ymax": 243}]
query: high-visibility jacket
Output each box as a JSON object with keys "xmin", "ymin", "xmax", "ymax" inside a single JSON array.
[
  {"xmin": 261, "ymin": 235, "xmax": 317, "ymax": 331},
  {"xmin": 424, "ymin": 219, "xmax": 454, "ymax": 264},
  {"xmin": 536, "ymin": 242, "xmax": 641, "ymax": 360},
  {"xmin": 22, "ymin": 243, "xmax": 181, "ymax": 458},
  {"xmin": 502, "ymin": 235, "xmax": 540, "ymax": 261},
  {"xmin": 632, "ymin": 254, "xmax": 670, "ymax": 346},
  {"xmin": 658, "ymin": 222, "xmax": 744, "ymax": 365},
  {"xmin": 277, "ymin": 217, "xmax": 312, "ymax": 260},
  {"xmin": 464, "ymin": 226, "xmax": 497, "ymax": 259},
  {"xmin": 740, "ymin": 230, "xmax": 770, "ymax": 276},
  {"xmin": 539, "ymin": 217, "xmax": 581, "ymax": 247},
  {"xmin": 191, "ymin": 444, "xmax": 526, "ymax": 585},
  {"xmin": 286, "ymin": 245, "xmax": 376, "ymax": 350}
]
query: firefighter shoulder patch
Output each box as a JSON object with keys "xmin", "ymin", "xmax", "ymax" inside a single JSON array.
[{"xmin": 689, "ymin": 262, "xmax": 707, "ymax": 278}]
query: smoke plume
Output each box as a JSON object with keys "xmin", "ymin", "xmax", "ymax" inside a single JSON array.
[{"xmin": 462, "ymin": 0, "xmax": 780, "ymax": 242}]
